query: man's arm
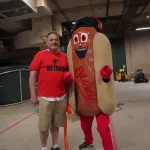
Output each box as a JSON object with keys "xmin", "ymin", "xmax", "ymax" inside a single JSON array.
[
  {"xmin": 29, "ymin": 52, "xmax": 41, "ymax": 105},
  {"xmin": 29, "ymin": 70, "xmax": 38, "ymax": 105}
]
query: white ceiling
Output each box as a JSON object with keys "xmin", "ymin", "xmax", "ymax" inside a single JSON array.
[
  {"xmin": 51, "ymin": 0, "xmax": 125, "ymax": 22},
  {"xmin": 0, "ymin": 0, "xmax": 150, "ymax": 38},
  {"xmin": 50, "ymin": 0, "xmax": 150, "ymax": 38},
  {"xmin": 51, "ymin": 0, "xmax": 150, "ymax": 22}
]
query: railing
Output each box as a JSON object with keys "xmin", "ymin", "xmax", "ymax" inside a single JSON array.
[{"xmin": 0, "ymin": 66, "xmax": 30, "ymax": 107}]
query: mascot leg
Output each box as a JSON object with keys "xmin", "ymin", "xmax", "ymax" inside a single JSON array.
[
  {"xmin": 96, "ymin": 113, "xmax": 114, "ymax": 150},
  {"xmin": 79, "ymin": 114, "xmax": 94, "ymax": 149}
]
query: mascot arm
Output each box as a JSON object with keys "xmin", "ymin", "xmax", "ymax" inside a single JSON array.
[
  {"xmin": 100, "ymin": 65, "xmax": 113, "ymax": 83},
  {"xmin": 102, "ymin": 78, "xmax": 110, "ymax": 83},
  {"xmin": 63, "ymin": 71, "xmax": 73, "ymax": 86}
]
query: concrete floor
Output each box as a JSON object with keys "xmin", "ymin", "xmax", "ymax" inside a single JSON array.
[{"xmin": 0, "ymin": 82, "xmax": 150, "ymax": 150}]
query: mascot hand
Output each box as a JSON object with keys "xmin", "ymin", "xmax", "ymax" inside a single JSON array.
[
  {"xmin": 63, "ymin": 71, "xmax": 73, "ymax": 85},
  {"xmin": 100, "ymin": 65, "xmax": 113, "ymax": 79}
]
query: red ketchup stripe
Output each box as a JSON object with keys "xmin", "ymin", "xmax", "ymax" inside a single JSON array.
[{"xmin": 75, "ymin": 79, "xmax": 92, "ymax": 108}]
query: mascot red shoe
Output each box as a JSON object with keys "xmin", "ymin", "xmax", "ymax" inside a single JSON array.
[{"xmin": 67, "ymin": 16, "xmax": 116, "ymax": 150}]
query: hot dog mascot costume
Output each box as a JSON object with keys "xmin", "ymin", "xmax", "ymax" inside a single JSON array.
[{"xmin": 67, "ymin": 16, "xmax": 116, "ymax": 150}]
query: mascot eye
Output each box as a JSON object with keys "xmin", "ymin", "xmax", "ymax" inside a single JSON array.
[
  {"xmin": 73, "ymin": 34, "xmax": 79, "ymax": 44},
  {"xmin": 81, "ymin": 33, "xmax": 88, "ymax": 42}
]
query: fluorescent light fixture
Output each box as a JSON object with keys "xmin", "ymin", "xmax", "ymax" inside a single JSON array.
[
  {"xmin": 72, "ymin": 22, "xmax": 76, "ymax": 24},
  {"xmin": 22, "ymin": 0, "xmax": 37, "ymax": 13},
  {"xmin": 136, "ymin": 27, "xmax": 150, "ymax": 31}
]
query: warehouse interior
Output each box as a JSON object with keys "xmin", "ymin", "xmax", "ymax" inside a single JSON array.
[{"xmin": 0, "ymin": 0, "xmax": 150, "ymax": 150}]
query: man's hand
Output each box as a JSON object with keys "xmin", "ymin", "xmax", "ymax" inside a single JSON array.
[
  {"xmin": 100, "ymin": 65, "xmax": 113, "ymax": 79},
  {"xmin": 30, "ymin": 95, "xmax": 39, "ymax": 106}
]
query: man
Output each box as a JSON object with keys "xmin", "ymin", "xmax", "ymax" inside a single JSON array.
[{"xmin": 29, "ymin": 31, "xmax": 72, "ymax": 150}]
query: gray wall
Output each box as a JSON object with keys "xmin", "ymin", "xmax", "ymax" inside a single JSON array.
[
  {"xmin": 125, "ymin": 31, "xmax": 150, "ymax": 74},
  {"xmin": 110, "ymin": 39, "xmax": 127, "ymax": 78}
]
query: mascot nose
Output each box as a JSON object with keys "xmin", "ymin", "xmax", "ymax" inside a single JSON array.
[{"xmin": 79, "ymin": 44, "xmax": 83, "ymax": 48}]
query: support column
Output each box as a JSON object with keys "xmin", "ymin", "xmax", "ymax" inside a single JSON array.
[
  {"xmin": 14, "ymin": 16, "xmax": 53, "ymax": 49},
  {"xmin": 51, "ymin": 16, "xmax": 62, "ymax": 36}
]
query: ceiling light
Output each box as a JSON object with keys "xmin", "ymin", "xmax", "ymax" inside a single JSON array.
[
  {"xmin": 146, "ymin": 15, "xmax": 149, "ymax": 19},
  {"xmin": 72, "ymin": 22, "xmax": 76, "ymax": 24},
  {"xmin": 136, "ymin": 27, "xmax": 150, "ymax": 31}
]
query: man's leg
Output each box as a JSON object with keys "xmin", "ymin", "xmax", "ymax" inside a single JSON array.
[
  {"xmin": 96, "ymin": 113, "xmax": 114, "ymax": 150},
  {"xmin": 79, "ymin": 114, "xmax": 94, "ymax": 149},
  {"xmin": 51, "ymin": 97, "xmax": 67, "ymax": 149},
  {"xmin": 39, "ymin": 130, "xmax": 49, "ymax": 148},
  {"xmin": 50, "ymin": 127, "xmax": 59, "ymax": 148},
  {"xmin": 38, "ymin": 98, "xmax": 53, "ymax": 150}
]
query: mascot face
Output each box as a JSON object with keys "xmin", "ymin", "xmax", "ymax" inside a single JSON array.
[
  {"xmin": 71, "ymin": 27, "xmax": 96, "ymax": 59},
  {"xmin": 71, "ymin": 26, "xmax": 100, "ymax": 115}
]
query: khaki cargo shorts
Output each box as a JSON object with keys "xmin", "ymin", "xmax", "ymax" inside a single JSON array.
[{"xmin": 37, "ymin": 96, "xmax": 67, "ymax": 131}]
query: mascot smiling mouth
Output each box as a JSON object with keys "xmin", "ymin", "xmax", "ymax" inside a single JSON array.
[{"xmin": 75, "ymin": 47, "xmax": 88, "ymax": 59}]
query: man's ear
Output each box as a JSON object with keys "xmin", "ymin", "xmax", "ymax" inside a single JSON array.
[{"xmin": 45, "ymin": 38, "xmax": 48, "ymax": 46}]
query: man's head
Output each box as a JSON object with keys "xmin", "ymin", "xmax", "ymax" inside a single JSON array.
[{"xmin": 46, "ymin": 31, "xmax": 60, "ymax": 52}]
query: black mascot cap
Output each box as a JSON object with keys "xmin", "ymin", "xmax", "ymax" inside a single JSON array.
[{"xmin": 70, "ymin": 16, "xmax": 103, "ymax": 37}]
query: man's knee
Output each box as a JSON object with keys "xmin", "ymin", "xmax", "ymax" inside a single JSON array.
[
  {"xmin": 50, "ymin": 127, "xmax": 59, "ymax": 132},
  {"xmin": 39, "ymin": 130, "xmax": 49, "ymax": 135},
  {"xmin": 53, "ymin": 99, "xmax": 67, "ymax": 127}
]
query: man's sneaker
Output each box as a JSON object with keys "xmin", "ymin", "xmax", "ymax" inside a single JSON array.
[
  {"xmin": 79, "ymin": 142, "xmax": 94, "ymax": 149},
  {"xmin": 51, "ymin": 147, "xmax": 60, "ymax": 150}
]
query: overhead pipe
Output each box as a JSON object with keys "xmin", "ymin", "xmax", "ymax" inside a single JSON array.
[
  {"xmin": 116, "ymin": 0, "xmax": 147, "ymax": 35},
  {"xmin": 51, "ymin": 0, "xmax": 70, "ymax": 22},
  {"xmin": 0, "ymin": 36, "xmax": 14, "ymax": 40},
  {"xmin": 53, "ymin": 2, "xmax": 124, "ymax": 14},
  {"xmin": 136, "ymin": 0, "xmax": 150, "ymax": 17},
  {"xmin": 89, "ymin": 0, "xmax": 94, "ymax": 16},
  {"xmin": 125, "ymin": 0, "xmax": 150, "ymax": 35},
  {"xmin": 115, "ymin": 0, "xmax": 132, "ymax": 33},
  {"xmin": 105, "ymin": 0, "xmax": 110, "ymax": 23}
]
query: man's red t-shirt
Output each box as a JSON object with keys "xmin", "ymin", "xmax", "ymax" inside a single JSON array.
[{"xmin": 29, "ymin": 49, "xmax": 68, "ymax": 97}]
